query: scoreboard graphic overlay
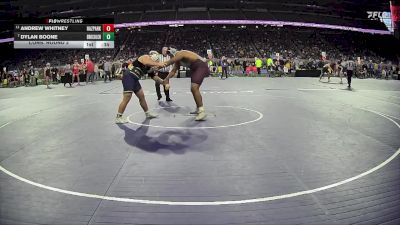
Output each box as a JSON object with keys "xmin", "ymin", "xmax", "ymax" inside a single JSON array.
[{"xmin": 14, "ymin": 18, "xmax": 114, "ymax": 49}]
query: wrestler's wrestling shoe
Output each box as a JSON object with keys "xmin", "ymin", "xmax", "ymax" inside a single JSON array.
[
  {"xmin": 115, "ymin": 116, "xmax": 129, "ymax": 124},
  {"xmin": 195, "ymin": 111, "xmax": 207, "ymax": 121},
  {"xmin": 145, "ymin": 112, "xmax": 158, "ymax": 119}
]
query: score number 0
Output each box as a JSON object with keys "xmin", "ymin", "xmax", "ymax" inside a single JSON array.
[{"xmin": 102, "ymin": 24, "xmax": 114, "ymax": 32}]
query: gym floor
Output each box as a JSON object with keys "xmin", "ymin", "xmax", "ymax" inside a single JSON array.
[{"xmin": 0, "ymin": 77, "xmax": 399, "ymax": 225}]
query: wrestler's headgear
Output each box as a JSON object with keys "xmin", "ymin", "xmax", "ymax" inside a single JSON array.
[
  {"xmin": 149, "ymin": 50, "xmax": 160, "ymax": 62},
  {"xmin": 167, "ymin": 47, "xmax": 177, "ymax": 56}
]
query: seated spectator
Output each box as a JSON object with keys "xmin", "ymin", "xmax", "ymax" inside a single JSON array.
[
  {"xmin": 360, "ymin": 67, "xmax": 367, "ymax": 79},
  {"xmin": 5, "ymin": 26, "xmax": 400, "ymax": 79},
  {"xmin": 8, "ymin": 73, "xmax": 16, "ymax": 88},
  {"xmin": 246, "ymin": 64, "xmax": 257, "ymax": 76},
  {"xmin": 382, "ymin": 68, "xmax": 388, "ymax": 80},
  {"xmin": 23, "ymin": 68, "xmax": 29, "ymax": 86}
]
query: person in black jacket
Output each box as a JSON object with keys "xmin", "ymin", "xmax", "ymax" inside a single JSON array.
[{"xmin": 51, "ymin": 66, "xmax": 58, "ymax": 84}]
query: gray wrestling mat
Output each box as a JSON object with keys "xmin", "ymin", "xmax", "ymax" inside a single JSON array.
[{"xmin": 0, "ymin": 77, "xmax": 400, "ymax": 225}]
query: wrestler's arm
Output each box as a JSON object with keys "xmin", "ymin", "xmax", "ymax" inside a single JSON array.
[
  {"xmin": 140, "ymin": 55, "xmax": 165, "ymax": 67},
  {"xmin": 150, "ymin": 72, "xmax": 164, "ymax": 85},
  {"xmin": 164, "ymin": 62, "xmax": 180, "ymax": 81},
  {"xmin": 164, "ymin": 52, "xmax": 184, "ymax": 67}
]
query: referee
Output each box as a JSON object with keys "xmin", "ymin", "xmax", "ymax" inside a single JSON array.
[
  {"xmin": 346, "ymin": 57, "xmax": 355, "ymax": 88},
  {"xmin": 156, "ymin": 47, "xmax": 172, "ymax": 101}
]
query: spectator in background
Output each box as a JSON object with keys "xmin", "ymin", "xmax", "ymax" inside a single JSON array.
[
  {"xmin": 367, "ymin": 60, "xmax": 373, "ymax": 78},
  {"xmin": 5, "ymin": 27, "xmax": 400, "ymax": 82},
  {"xmin": 229, "ymin": 59, "xmax": 234, "ymax": 75},
  {"xmin": 79, "ymin": 59, "xmax": 87, "ymax": 83},
  {"xmin": 373, "ymin": 62, "xmax": 379, "ymax": 78},
  {"xmin": 7, "ymin": 72, "xmax": 16, "ymax": 88},
  {"xmin": 255, "ymin": 57, "xmax": 263, "ymax": 75},
  {"xmin": 397, "ymin": 64, "xmax": 400, "ymax": 80},
  {"xmin": 382, "ymin": 67, "xmax": 388, "ymax": 80},
  {"xmin": 98, "ymin": 59, "xmax": 104, "ymax": 79},
  {"xmin": 64, "ymin": 63, "xmax": 72, "ymax": 87},
  {"xmin": 360, "ymin": 66, "xmax": 367, "ymax": 79},
  {"xmin": 17, "ymin": 70, "xmax": 23, "ymax": 86},
  {"xmin": 111, "ymin": 62, "xmax": 115, "ymax": 80},
  {"xmin": 44, "ymin": 63, "xmax": 51, "ymax": 89},
  {"xmin": 22, "ymin": 67, "xmax": 29, "ymax": 86},
  {"xmin": 246, "ymin": 63, "xmax": 257, "ymax": 76},
  {"xmin": 94, "ymin": 62, "xmax": 99, "ymax": 81},
  {"xmin": 1, "ymin": 68, "xmax": 4, "ymax": 85},
  {"xmin": 293, "ymin": 58, "xmax": 300, "ymax": 70},
  {"xmin": 86, "ymin": 58, "xmax": 95, "ymax": 84},
  {"xmin": 275, "ymin": 59, "xmax": 281, "ymax": 72},
  {"xmin": 361, "ymin": 62, "xmax": 368, "ymax": 79},
  {"xmin": 72, "ymin": 60, "xmax": 81, "ymax": 86},
  {"xmin": 51, "ymin": 66, "xmax": 58, "ymax": 84},
  {"xmin": 391, "ymin": 64, "xmax": 396, "ymax": 78},
  {"xmin": 112, "ymin": 60, "xmax": 122, "ymax": 80},
  {"xmin": 104, "ymin": 57, "xmax": 112, "ymax": 82},
  {"xmin": 267, "ymin": 57, "xmax": 274, "ymax": 71},
  {"xmin": 234, "ymin": 58, "xmax": 241, "ymax": 73},
  {"xmin": 284, "ymin": 60, "xmax": 291, "ymax": 75},
  {"xmin": 28, "ymin": 65, "xmax": 36, "ymax": 86},
  {"xmin": 1, "ymin": 67, "xmax": 6, "ymax": 81},
  {"xmin": 242, "ymin": 60, "xmax": 247, "ymax": 74},
  {"xmin": 60, "ymin": 65, "xmax": 65, "ymax": 85},
  {"xmin": 377, "ymin": 62, "xmax": 384, "ymax": 79},
  {"xmin": 34, "ymin": 69, "xmax": 39, "ymax": 84},
  {"xmin": 221, "ymin": 56, "xmax": 228, "ymax": 79}
]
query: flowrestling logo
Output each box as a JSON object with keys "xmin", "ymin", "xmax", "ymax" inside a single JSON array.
[
  {"xmin": 367, "ymin": 11, "xmax": 389, "ymax": 20},
  {"xmin": 367, "ymin": 11, "xmax": 393, "ymax": 32}
]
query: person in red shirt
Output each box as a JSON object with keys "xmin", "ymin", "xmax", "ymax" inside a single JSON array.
[
  {"xmin": 72, "ymin": 60, "xmax": 81, "ymax": 86},
  {"xmin": 86, "ymin": 58, "xmax": 95, "ymax": 84}
]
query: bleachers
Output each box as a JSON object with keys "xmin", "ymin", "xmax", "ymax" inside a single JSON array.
[
  {"xmin": 141, "ymin": 11, "xmax": 176, "ymax": 22},
  {"xmin": 116, "ymin": 12, "xmax": 142, "ymax": 23},
  {"xmin": 177, "ymin": 11, "xmax": 209, "ymax": 20},
  {"xmin": 243, "ymin": 10, "xmax": 273, "ymax": 20},
  {"xmin": 270, "ymin": 11, "xmax": 300, "ymax": 22},
  {"xmin": 209, "ymin": 10, "xmax": 245, "ymax": 20},
  {"xmin": 113, "ymin": 8, "xmax": 388, "ymax": 31}
]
